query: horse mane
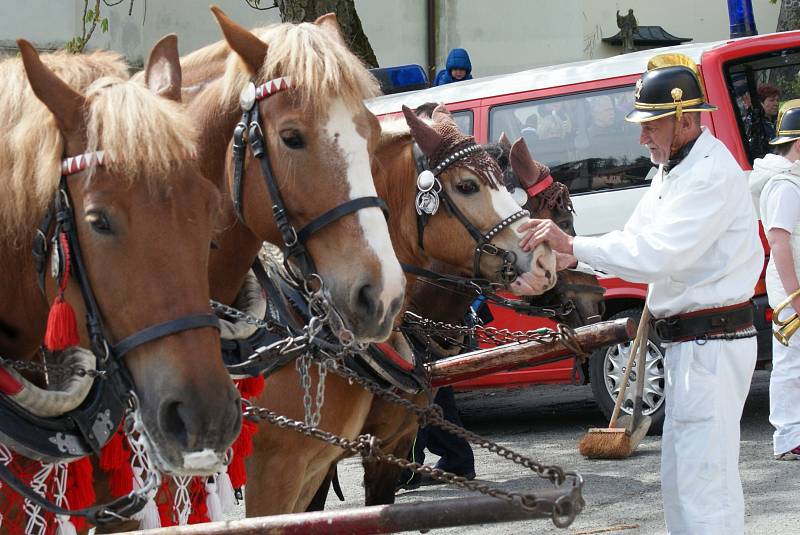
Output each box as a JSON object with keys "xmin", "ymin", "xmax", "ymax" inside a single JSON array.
[
  {"xmin": 221, "ymin": 22, "xmax": 380, "ymax": 114},
  {"xmin": 181, "ymin": 39, "xmax": 231, "ymax": 71},
  {"xmin": 0, "ymin": 50, "xmax": 199, "ymax": 240}
]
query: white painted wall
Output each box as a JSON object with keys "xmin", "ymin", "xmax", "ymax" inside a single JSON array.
[{"xmin": 0, "ymin": 0, "xmax": 783, "ymax": 76}]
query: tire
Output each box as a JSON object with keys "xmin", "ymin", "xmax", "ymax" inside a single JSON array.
[{"xmin": 589, "ymin": 307, "xmax": 666, "ymax": 435}]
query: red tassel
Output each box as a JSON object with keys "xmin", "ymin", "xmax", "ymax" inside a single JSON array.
[
  {"xmin": 99, "ymin": 429, "xmax": 133, "ymax": 497},
  {"xmin": 156, "ymin": 479, "xmax": 176, "ymax": 527},
  {"xmin": 66, "ymin": 457, "xmax": 95, "ymax": 530},
  {"xmin": 236, "ymin": 375, "xmax": 265, "ymax": 400},
  {"xmin": 228, "ymin": 419, "xmax": 257, "ymax": 489},
  {"xmin": 187, "ymin": 477, "xmax": 209, "ymax": 524},
  {"xmin": 44, "ymin": 296, "xmax": 79, "ymax": 351}
]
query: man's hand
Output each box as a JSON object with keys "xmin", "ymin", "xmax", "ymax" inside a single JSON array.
[
  {"xmin": 519, "ymin": 219, "xmax": 574, "ymax": 256},
  {"xmin": 555, "ymin": 251, "xmax": 578, "ymax": 271}
]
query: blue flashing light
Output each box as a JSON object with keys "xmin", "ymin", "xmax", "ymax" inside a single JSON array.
[
  {"xmin": 370, "ymin": 64, "xmax": 429, "ymax": 95},
  {"xmin": 727, "ymin": 0, "xmax": 758, "ymax": 39}
]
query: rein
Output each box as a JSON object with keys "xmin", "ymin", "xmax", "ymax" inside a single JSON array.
[{"xmin": 231, "ymin": 77, "xmax": 388, "ymax": 283}]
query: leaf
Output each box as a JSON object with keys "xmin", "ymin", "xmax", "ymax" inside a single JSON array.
[
  {"xmin": 101, "ymin": 18, "xmax": 108, "ymax": 33},
  {"xmin": 85, "ymin": 9, "xmax": 94, "ymax": 23}
]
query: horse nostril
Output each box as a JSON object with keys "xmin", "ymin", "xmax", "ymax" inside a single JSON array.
[
  {"xmin": 160, "ymin": 400, "xmax": 189, "ymax": 449},
  {"xmin": 353, "ymin": 282, "xmax": 382, "ymax": 319}
]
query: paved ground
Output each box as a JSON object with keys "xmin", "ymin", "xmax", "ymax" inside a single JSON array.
[{"xmin": 320, "ymin": 370, "xmax": 798, "ymax": 534}]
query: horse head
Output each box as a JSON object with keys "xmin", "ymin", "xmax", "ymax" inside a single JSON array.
[
  {"xmin": 393, "ymin": 105, "xmax": 556, "ymax": 295},
  {"xmin": 14, "ymin": 37, "xmax": 240, "ymax": 474},
  {"xmin": 497, "ymin": 135, "xmax": 605, "ymax": 326},
  {"xmin": 208, "ymin": 8, "xmax": 404, "ymax": 342}
]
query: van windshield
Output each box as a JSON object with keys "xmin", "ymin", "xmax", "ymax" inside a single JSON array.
[
  {"xmin": 488, "ymin": 86, "xmax": 652, "ymax": 195},
  {"xmin": 726, "ymin": 47, "xmax": 800, "ymax": 163}
]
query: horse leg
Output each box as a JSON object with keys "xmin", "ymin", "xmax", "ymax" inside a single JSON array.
[
  {"xmin": 361, "ymin": 390, "xmax": 428, "ymax": 506},
  {"xmin": 245, "ymin": 366, "xmax": 373, "ymax": 516}
]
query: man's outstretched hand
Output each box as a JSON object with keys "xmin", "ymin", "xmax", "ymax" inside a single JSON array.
[{"xmin": 520, "ymin": 219, "xmax": 578, "ymax": 270}]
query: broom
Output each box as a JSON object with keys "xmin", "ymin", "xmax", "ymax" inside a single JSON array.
[{"xmin": 578, "ymin": 305, "xmax": 652, "ymax": 459}]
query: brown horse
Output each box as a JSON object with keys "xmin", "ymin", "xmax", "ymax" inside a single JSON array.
[
  {"xmin": 182, "ymin": 8, "xmax": 405, "ymax": 342},
  {"xmin": 0, "ymin": 36, "xmax": 240, "ymax": 482},
  {"xmin": 242, "ymin": 106, "xmax": 557, "ymax": 517},
  {"xmin": 312, "ymin": 136, "xmax": 606, "ymax": 509}
]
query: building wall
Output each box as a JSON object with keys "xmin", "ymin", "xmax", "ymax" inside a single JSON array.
[{"xmin": 0, "ymin": 1, "xmax": 782, "ymax": 76}]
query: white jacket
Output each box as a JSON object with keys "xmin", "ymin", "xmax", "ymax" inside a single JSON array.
[
  {"xmin": 749, "ymin": 153, "xmax": 800, "ymax": 307},
  {"xmin": 573, "ymin": 128, "xmax": 762, "ymax": 317}
]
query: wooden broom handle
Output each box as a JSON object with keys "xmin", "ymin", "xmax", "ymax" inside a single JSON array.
[{"xmin": 608, "ymin": 305, "xmax": 651, "ymax": 428}]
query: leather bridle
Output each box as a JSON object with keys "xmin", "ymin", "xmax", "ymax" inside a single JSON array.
[
  {"xmin": 230, "ymin": 76, "xmax": 388, "ymax": 283},
  {"xmin": 411, "ymin": 143, "xmax": 528, "ymax": 285}
]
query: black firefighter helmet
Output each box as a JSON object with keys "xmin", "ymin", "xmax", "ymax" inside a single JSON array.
[
  {"xmin": 625, "ymin": 53, "xmax": 718, "ymax": 123},
  {"xmin": 769, "ymin": 99, "xmax": 800, "ymax": 145}
]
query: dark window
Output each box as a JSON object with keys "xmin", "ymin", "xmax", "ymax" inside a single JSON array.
[
  {"xmin": 451, "ymin": 110, "xmax": 473, "ymax": 135},
  {"xmin": 488, "ymin": 87, "xmax": 652, "ymax": 195},
  {"xmin": 725, "ymin": 48, "xmax": 800, "ymax": 164}
]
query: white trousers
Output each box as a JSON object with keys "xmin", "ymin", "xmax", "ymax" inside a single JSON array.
[
  {"xmin": 770, "ymin": 312, "xmax": 800, "ymax": 455},
  {"xmin": 661, "ymin": 337, "xmax": 756, "ymax": 535}
]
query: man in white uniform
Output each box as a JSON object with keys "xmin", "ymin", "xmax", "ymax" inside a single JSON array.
[
  {"xmin": 749, "ymin": 99, "xmax": 800, "ymax": 461},
  {"xmin": 519, "ymin": 54, "xmax": 762, "ymax": 535}
]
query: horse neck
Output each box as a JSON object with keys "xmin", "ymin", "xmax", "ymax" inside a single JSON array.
[{"xmin": 188, "ymin": 77, "xmax": 263, "ymax": 305}]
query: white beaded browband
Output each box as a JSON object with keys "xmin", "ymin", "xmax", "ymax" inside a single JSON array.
[
  {"xmin": 431, "ymin": 144, "xmax": 482, "ymax": 176},
  {"xmin": 61, "ymin": 150, "xmax": 109, "ymax": 176}
]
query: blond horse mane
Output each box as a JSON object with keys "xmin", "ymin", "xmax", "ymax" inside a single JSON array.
[
  {"xmin": 220, "ymin": 21, "xmax": 380, "ymax": 114},
  {"xmin": 0, "ymin": 50, "xmax": 199, "ymax": 240}
]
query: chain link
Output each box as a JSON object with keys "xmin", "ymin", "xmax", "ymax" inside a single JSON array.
[{"xmin": 0, "ymin": 354, "xmax": 107, "ymax": 380}]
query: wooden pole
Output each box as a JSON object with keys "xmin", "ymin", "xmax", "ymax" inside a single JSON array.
[
  {"xmin": 427, "ymin": 318, "xmax": 635, "ymax": 387},
  {"xmin": 117, "ymin": 493, "xmax": 579, "ymax": 534}
]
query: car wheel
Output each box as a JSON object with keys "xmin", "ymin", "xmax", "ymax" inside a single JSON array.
[{"xmin": 589, "ymin": 307, "xmax": 666, "ymax": 435}]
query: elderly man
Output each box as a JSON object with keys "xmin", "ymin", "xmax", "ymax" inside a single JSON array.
[{"xmin": 520, "ymin": 54, "xmax": 762, "ymax": 535}]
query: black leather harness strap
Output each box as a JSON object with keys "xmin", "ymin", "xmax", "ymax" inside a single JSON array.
[
  {"xmin": 230, "ymin": 79, "xmax": 389, "ymax": 284},
  {"xmin": 112, "ymin": 314, "xmax": 220, "ymax": 358}
]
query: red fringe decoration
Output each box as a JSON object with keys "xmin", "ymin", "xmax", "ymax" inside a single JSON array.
[
  {"xmin": 44, "ymin": 297, "xmax": 79, "ymax": 351},
  {"xmin": 228, "ymin": 418, "xmax": 257, "ymax": 489},
  {"xmin": 187, "ymin": 477, "xmax": 209, "ymax": 524},
  {"xmin": 156, "ymin": 479, "xmax": 176, "ymax": 527},
  {"xmin": 99, "ymin": 427, "xmax": 133, "ymax": 497},
  {"xmin": 65, "ymin": 457, "xmax": 95, "ymax": 530},
  {"xmin": 236, "ymin": 375, "xmax": 265, "ymax": 400}
]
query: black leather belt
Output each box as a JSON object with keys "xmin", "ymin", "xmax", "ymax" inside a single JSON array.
[{"xmin": 651, "ymin": 301, "xmax": 755, "ymax": 343}]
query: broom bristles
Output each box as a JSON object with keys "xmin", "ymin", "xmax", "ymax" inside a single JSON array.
[{"xmin": 578, "ymin": 428, "xmax": 633, "ymax": 459}]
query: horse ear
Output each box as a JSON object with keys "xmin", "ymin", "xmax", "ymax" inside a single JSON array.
[
  {"xmin": 17, "ymin": 39, "xmax": 87, "ymax": 142},
  {"xmin": 510, "ymin": 137, "xmax": 550, "ymax": 188},
  {"xmin": 314, "ymin": 13, "xmax": 346, "ymax": 45},
  {"xmin": 211, "ymin": 5, "xmax": 268, "ymax": 75},
  {"xmin": 498, "ymin": 132, "xmax": 511, "ymax": 150},
  {"xmin": 402, "ymin": 105, "xmax": 442, "ymax": 156},
  {"xmin": 431, "ymin": 103, "xmax": 459, "ymax": 128},
  {"xmin": 144, "ymin": 34, "xmax": 182, "ymax": 102}
]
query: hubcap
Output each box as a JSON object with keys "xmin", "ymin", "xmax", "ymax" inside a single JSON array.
[{"xmin": 602, "ymin": 338, "xmax": 665, "ymax": 416}]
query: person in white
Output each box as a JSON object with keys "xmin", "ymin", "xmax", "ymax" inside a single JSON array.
[
  {"xmin": 749, "ymin": 99, "xmax": 800, "ymax": 461},
  {"xmin": 519, "ymin": 54, "xmax": 762, "ymax": 535}
]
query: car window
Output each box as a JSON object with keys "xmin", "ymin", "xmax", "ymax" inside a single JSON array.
[
  {"xmin": 725, "ymin": 48, "xmax": 800, "ymax": 163},
  {"xmin": 488, "ymin": 87, "xmax": 652, "ymax": 195},
  {"xmin": 451, "ymin": 110, "xmax": 473, "ymax": 135}
]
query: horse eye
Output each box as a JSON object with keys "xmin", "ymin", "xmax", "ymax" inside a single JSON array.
[
  {"xmin": 85, "ymin": 210, "xmax": 113, "ymax": 235},
  {"xmin": 280, "ymin": 130, "xmax": 305, "ymax": 150},
  {"xmin": 456, "ymin": 180, "xmax": 479, "ymax": 195}
]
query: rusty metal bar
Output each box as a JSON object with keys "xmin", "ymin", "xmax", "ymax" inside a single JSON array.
[
  {"xmin": 428, "ymin": 318, "xmax": 635, "ymax": 387},
  {"xmin": 117, "ymin": 493, "xmax": 572, "ymax": 534}
]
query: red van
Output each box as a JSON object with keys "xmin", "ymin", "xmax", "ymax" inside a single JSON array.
[{"xmin": 367, "ymin": 31, "xmax": 799, "ymax": 432}]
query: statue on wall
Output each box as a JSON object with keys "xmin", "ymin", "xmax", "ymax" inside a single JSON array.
[{"xmin": 617, "ymin": 9, "xmax": 638, "ymax": 54}]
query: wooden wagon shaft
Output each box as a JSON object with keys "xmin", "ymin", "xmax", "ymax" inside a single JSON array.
[
  {"xmin": 428, "ymin": 318, "xmax": 635, "ymax": 387},
  {"xmin": 118, "ymin": 493, "xmax": 577, "ymax": 534}
]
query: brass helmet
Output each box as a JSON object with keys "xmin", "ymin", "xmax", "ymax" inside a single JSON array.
[
  {"xmin": 626, "ymin": 53, "xmax": 718, "ymax": 123},
  {"xmin": 769, "ymin": 99, "xmax": 800, "ymax": 145}
]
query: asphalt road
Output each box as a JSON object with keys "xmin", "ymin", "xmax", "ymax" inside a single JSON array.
[{"xmin": 324, "ymin": 370, "xmax": 798, "ymax": 534}]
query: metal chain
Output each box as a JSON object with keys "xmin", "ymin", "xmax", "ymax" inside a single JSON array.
[
  {"xmin": 243, "ymin": 401, "xmax": 582, "ymax": 528},
  {"xmin": 296, "ymin": 353, "xmax": 328, "ymax": 427},
  {"xmin": 0, "ymin": 354, "xmax": 107, "ymax": 380}
]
